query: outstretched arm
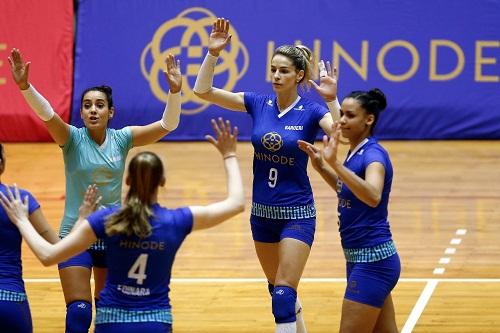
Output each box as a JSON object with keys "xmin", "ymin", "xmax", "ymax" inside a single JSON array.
[
  {"xmin": 190, "ymin": 118, "xmax": 245, "ymax": 230},
  {"xmin": 0, "ymin": 185, "xmax": 98, "ymax": 266},
  {"xmin": 193, "ymin": 18, "xmax": 246, "ymax": 112},
  {"xmin": 323, "ymin": 123, "xmax": 385, "ymax": 207},
  {"xmin": 131, "ymin": 54, "xmax": 183, "ymax": 147},
  {"xmin": 8, "ymin": 48, "xmax": 70, "ymax": 145}
]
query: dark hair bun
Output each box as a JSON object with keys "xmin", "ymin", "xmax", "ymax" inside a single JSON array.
[{"xmin": 368, "ymin": 88, "xmax": 387, "ymax": 111}]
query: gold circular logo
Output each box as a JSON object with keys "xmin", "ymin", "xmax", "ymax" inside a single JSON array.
[
  {"xmin": 261, "ymin": 132, "xmax": 283, "ymax": 152},
  {"xmin": 141, "ymin": 7, "xmax": 249, "ymax": 115}
]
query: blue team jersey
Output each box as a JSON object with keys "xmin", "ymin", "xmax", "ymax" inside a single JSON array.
[
  {"xmin": 0, "ymin": 184, "xmax": 40, "ymax": 294},
  {"xmin": 244, "ymin": 93, "xmax": 328, "ymax": 219},
  {"xmin": 87, "ymin": 204, "xmax": 193, "ymax": 316},
  {"xmin": 336, "ymin": 138, "xmax": 393, "ymax": 249},
  {"xmin": 60, "ymin": 126, "xmax": 133, "ymax": 243}
]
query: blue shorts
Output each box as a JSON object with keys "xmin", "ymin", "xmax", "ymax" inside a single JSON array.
[
  {"xmin": 344, "ymin": 253, "xmax": 401, "ymax": 308},
  {"xmin": 0, "ymin": 299, "xmax": 32, "ymax": 333},
  {"xmin": 250, "ymin": 215, "xmax": 316, "ymax": 246},
  {"xmin": 58, "ymin": 248, "xmax": 107, "ymax": 270},
  {"xmin": 95, "ymin": 322, "xmax": 172, "ymax": 333}
]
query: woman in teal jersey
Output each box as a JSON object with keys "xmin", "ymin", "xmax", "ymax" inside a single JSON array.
[
  {"xmin": 8, "ymin": 48, "xmax": 183, "ymax": 333},
  {"xmin": 0, "ymin": 119, "xmax": 244, "ymax": 333}
]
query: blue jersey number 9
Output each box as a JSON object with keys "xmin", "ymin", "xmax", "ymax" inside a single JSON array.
[{"xmin": 268, "ymin": 168, "xmax": 278, "ymax": 188}]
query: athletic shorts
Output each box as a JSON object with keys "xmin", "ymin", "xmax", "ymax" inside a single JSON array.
[
  {"xmin": 58, "ymin": 248, "xmax": 107, "ymax": 270},
  {"xmin": 250, "ymin": 215, "xmax": 316, "ymax": 246},
  {"xmin": 95, "ymin": 322, "xmax": 172, "ymax": 333},
  {"xmin": 0, "ymin": 299, "xmax": 32, "ymax": 333},
  {"xmin": 344, "ymin": 253, "xmax": 401, "ymax": 308}
]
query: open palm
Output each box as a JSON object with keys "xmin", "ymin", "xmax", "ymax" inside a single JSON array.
[
  {"xmin": 208, "ymin": 18, "xmax": 231, "ymax": 56},
  {"xmin": 309, "ymin": 60, "xmax": 338, "ymax": 102},
  {"xmin": 322, "ymin": 122, "xmax": 342, "ymax": 165},
  {"xmin": 7, "ymin": 48, "xmax": 30, "ymax": 89},
  {"xmin": 163, "ymin": 54, "xmax": 182, "ymax": 94}
]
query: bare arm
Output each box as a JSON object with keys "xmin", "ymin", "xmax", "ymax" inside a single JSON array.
[
  {"xmin": 9, "ymin": 48, "xmax": 70, "ymax": 146},
  {"xmin": 193, "ymin": 18, "xmax": 246, "ymax": 112},
  {"xmin": 323, "ymin": 123, "xmax": 385, "ymax": 207},
  {"xmin": 189, "ymin": 118, "xmax": 245, "ymax": 230},
  {"xmin": 0, "ymin": 186, "xmax": 97, "ymax": 266},
  {"xmin": 131, "ymin": 54, "xmax": 183, "ymax": 147},
  {"xmin": 28, "ymin": 208, "xmax": 60, "ymax": 244}
]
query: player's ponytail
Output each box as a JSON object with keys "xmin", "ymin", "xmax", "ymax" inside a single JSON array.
[{"xmin": 105, "ymin": 152, "xmax": 164, "ymax": 238}]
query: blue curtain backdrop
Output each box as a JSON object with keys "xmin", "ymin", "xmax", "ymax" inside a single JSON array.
[{"xmin": 72, "ymin": 0, "xmax": 500, "ymax": 140}]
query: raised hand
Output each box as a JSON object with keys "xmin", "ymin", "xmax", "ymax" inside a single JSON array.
[
  {"xmin": 7, "ymin": 48, "xmax": 30, "ymax": 90},
  {"xmin": 0, "ymin": 184, "xmax": 29, "ymax": 226},
  {"xmin": 78, "ymin": 185, "xmax": 102, "ymax": 220},
  {"xmin": 206, "ymin": 117, "xmax": 238, "ymax": 159},
  {"xmin": 309, "ymin": 60, "xmax": 338, "ymax": 102},
  {"xmin": 163, "ymin": 54, "xmax": 182, "ymax": 94},
  {"xmin": 208, "ymin": 18, "xmax": 232, "ymax": 57},
  {"xmin": 298, "ymin": 140, "xmax": 325, "ymax": 172},
  {"xmin": 322, "ymin": 122, "xmax": 342, "ymax": 166}
]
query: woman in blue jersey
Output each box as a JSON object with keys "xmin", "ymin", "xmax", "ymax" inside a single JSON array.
[
  {"xmin": 0, "ymin": 143, "xmax": 60, "ymax": 333},
  {"xmin": 8, "ymin": 48, "xmax": 184, "ymax": 333},
  {"xmin": 193, "ymin": 18, "xmax": 341, "ymax": 333},
  {"xmin": 299, "ymin": 89, "xmax": 400, "ymax": 333},
  {"xmin": 0, "ymin": 118, "xmax": 244, "ymax": 333}
]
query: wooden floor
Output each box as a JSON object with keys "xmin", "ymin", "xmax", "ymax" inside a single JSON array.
[{"xmin": 2, "ymin": 140, "xmax": 500, "ymax": 332}]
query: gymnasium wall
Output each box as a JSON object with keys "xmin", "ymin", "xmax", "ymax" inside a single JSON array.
[{"xmin": 1, "ymin": 0, "xmax": 499, "ymax": 141}]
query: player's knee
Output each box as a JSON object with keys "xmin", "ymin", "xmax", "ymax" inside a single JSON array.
[
  {"xmin": 272, "ymin": 285, "xmax": 297, "ymax": 323},
  {"xmin": 66, "ymin": 300, "xmax": 92, "ymax": 333}
]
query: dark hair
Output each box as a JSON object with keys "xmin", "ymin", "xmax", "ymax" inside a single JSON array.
[
  {"xmin": 273, "ymin": 45, "xmax": 314, "ymax": 91},
  {"xmin": 345, "ymin": 88, "xmax": 387, "ymax": 133},
  {"xmin": 105, "ymin": 152, "xmax": 164, "ymax": 238},
  {"xmin": 80, "ymin": 85, "xmax": 114, "ymax": 108}
]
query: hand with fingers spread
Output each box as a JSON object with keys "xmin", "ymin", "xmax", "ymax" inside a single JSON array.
[
  {"xmin": 322, "ymin": 122, "xmax": 342, "ymax": 166},
  {"xmin": 205, "ymin": 117, "xmax": 238, "ymax": 159},
  {"xmin": 163, "ymin": 54, "xmax": 182, "ymax": 94},
  {"xmin": 78, "ymin": 184, "xmax": 102, "ymax": 220},
  {"xmin": 0, "ymin": 184, "xmax": 30, "ymax": 226},
  {"xmin": 208, "ymin": 18, "xmax": 232, "ymax": 57},
  {"xmin": 8, "ymin": 48, "xmax": 30, "ymax": 90},
  {"xmin": 298, "ymin": 140, "xmax": 325, "ymax": 172},
  {"xmin": 309, "ymin": 60, "xmax": 338, "ymax": 102}
]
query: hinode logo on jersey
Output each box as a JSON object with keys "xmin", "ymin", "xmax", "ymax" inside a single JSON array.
[{"xmin": 261, "ymin": 132, "xmax": 283, "ymax": 153}]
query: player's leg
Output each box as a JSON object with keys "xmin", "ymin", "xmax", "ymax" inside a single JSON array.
[{"xmin": 58, "ymin": 251, "xmax": 93, "ymax": 333}]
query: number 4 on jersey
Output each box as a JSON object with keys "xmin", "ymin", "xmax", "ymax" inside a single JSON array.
[{"xmin": 128, "ymin": 253, "xmax": 149, "ymax": 285}]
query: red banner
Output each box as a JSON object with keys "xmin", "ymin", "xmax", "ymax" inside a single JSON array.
[{"xmin": 0, "ymin": 0, "xmax": 73, "ymax": 141}]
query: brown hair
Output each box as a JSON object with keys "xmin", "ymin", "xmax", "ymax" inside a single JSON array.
[{"xmin": 105, "ymin": 152, "xmax": 164, "ymax": 238}]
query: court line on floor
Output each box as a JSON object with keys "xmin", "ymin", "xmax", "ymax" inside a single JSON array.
[
  {"xmin": 24, "ymin": 277, "xmax": 500, "ymax": 283},
  {"xmin": 401, "ymin": 279, "xmax": 438, "ymax": 333}
]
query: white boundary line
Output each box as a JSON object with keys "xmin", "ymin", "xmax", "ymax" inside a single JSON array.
[
  {"xmin": 401, "ymin": 280, "xmax": 438, "ymax": 333},
  {"xmin": 23, "ymin": 277, "xmax": 500, "ymax": 283}
]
